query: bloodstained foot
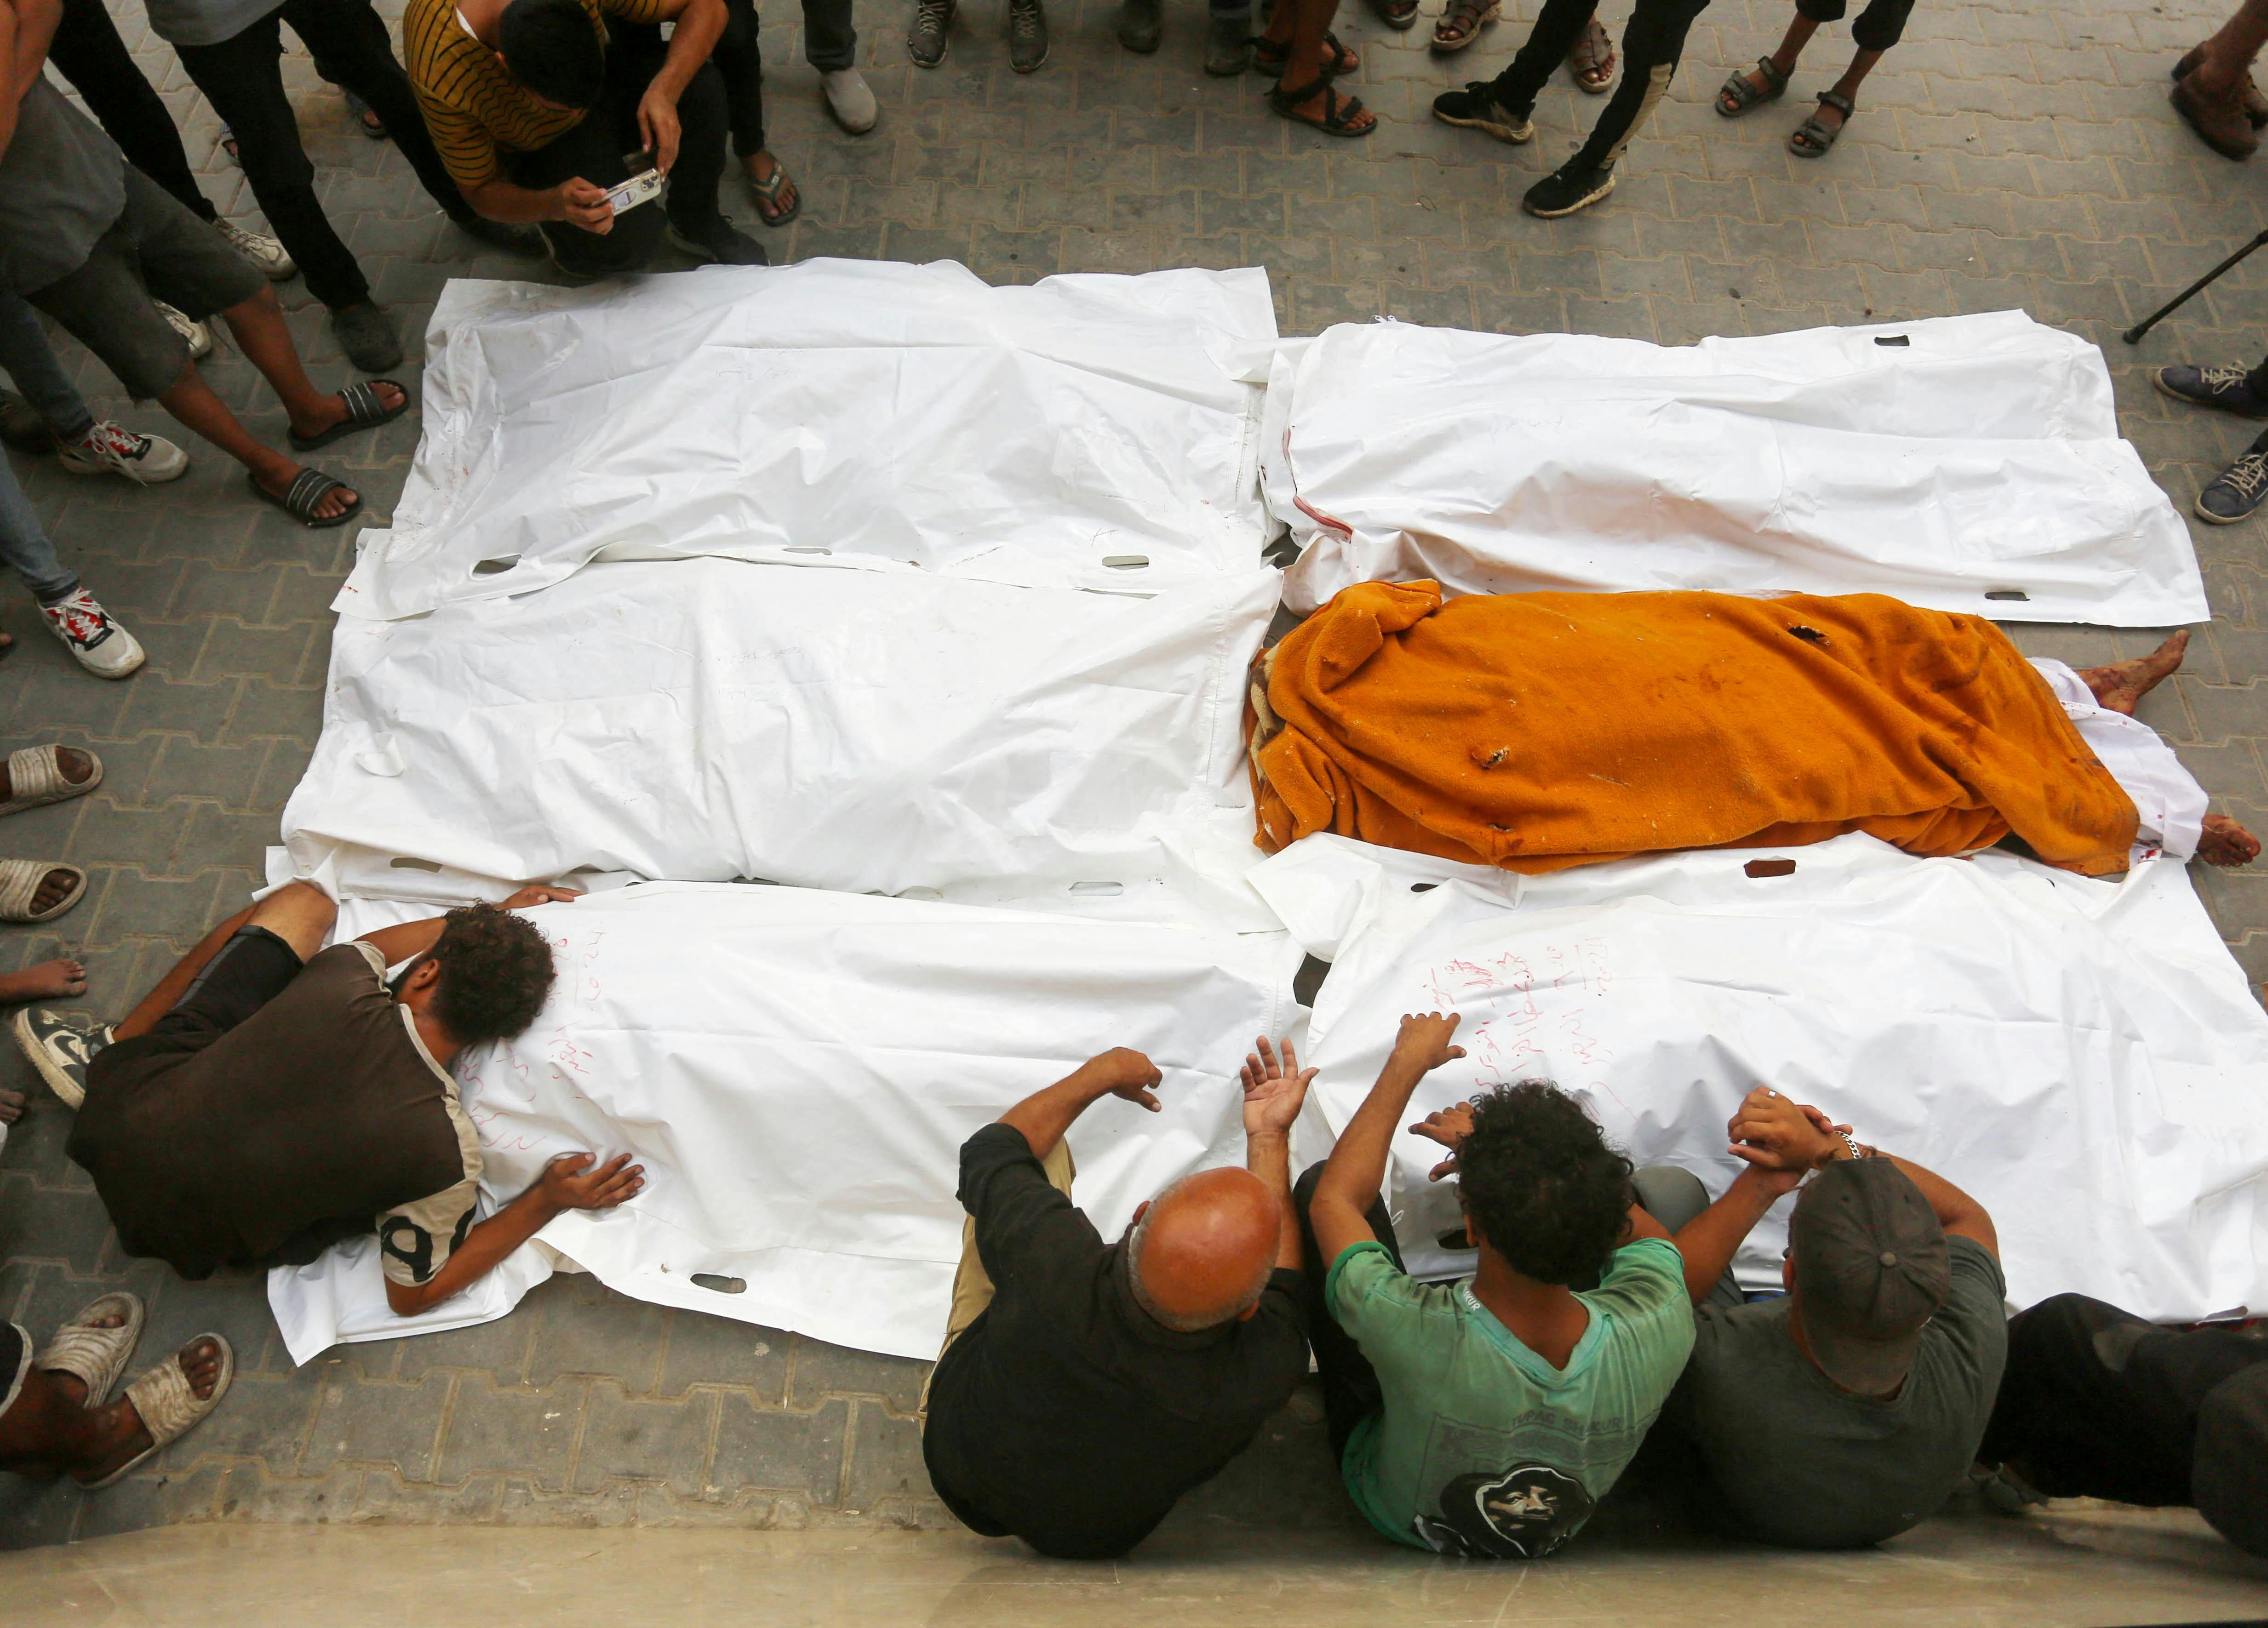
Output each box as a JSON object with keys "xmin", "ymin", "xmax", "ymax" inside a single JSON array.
[
  {"xmin": 0, "ymin": 958, "xmax": 86, "ymax": 1000},
  {"xmin": 70, "ymin": 1337, "xmax": 224, "ymax": 1485},
  {"xmin": 2199, "ymin": 813, "xmax": 2262, "ymax": 867},
  {"xmin": 2078, "ymin": 630, "xmax": 2190, "ymax": 716}
]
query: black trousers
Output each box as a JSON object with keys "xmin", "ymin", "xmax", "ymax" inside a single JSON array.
[
  {"xmin": 1487, "ymin": 0, "xmax": 1712, "ymax": 172},
  {"xmin": 713, "ymin": 0, "xmax": 768, "ymax": 159},
  {"xmin": 48, "ymin": 0, "xmax": 213, "ymax": 223},
  {"xmin": 504, "ymin": 24, "xmax": 730, "ymax": 278},
  {"xmin": 1292, "ymin": 1160, "xmax": 1403, "ymax": 1467},
  {"xmin": 173, "ymin": 0, "xmax": 477, "ymax": 309},
  {"xmin": 1793, "ymin": 0, "xmax": 1915, "ymax": 52}
]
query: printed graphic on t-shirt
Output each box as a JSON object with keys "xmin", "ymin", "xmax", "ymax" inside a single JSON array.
[
  {"xmin": 377, "ymin": 1177, "xmax": 480, "ymax": 1286},
  {"xmin": 1412, "ymin": 1464, "xmax": 1594, "ymax": 1559}
]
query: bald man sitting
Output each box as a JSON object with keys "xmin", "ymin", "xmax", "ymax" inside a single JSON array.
[{"xmin": 920, "ymin": 1041, "xmax": 1314, "ymax": 1558}]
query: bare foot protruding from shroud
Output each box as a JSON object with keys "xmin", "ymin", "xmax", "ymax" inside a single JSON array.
[
  {"xmin": 0, "ymin": 958, "xmax": 86, "ymax": 1001},
  {"xmin": 2200, "ymin": 813, "xmax": 2263, "ymax": 867},
  {"xmin": 2078, "ymin": 631, "xmax": 2190, "ymax": 717}
]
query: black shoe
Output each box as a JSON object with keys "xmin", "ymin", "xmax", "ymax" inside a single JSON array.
[
  {"xmin": 329, "ymin": 301, "xmax": 403, "ymax": 371},
  {"xmin": 1203, "ymin": 10, "xmax": 1251, "ymax": 72},
  {"xmin": 1117, "ymin": 0, "xmax": 1161, "ymax": 51},
  {"xmin": 1009, "ymin": 0, "xmax": 1049, "ymax": 72},
  {"xmin": 1523, "ymin": 156, "xmax": 1616, "ymax": 217},
  {"xmin": 909, "ymin": 0, "xmax": 954, "ymax": 66},
  {"xmin": 2153, "ymin": 363, "xmax": 2268, "ymax": 418},
  {"xmin": 451, "ymin": 214, "xmax": 546, "ymax": 255},
  {"xmin": 2198, "ymin": 444, "xmax": 2268, "ymax": 524},
  {"xmin": 667, "ymin": 217, "xmax": 770, "ymax": 267},
  {"xmin": 1431, "ymin": 81, "xmax": 1534, "ymax": 142}
]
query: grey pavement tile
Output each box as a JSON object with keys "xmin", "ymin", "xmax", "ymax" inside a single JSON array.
[
  {"xmin": 436, "ymin": 1376, "xmax": 591, "ymax": 1492},
  {"xmin": 712, "ymin": 1395, "xmax": 851, "ymax": 1503},
  {"xmin": 301, "ymin": 1367, "xmax": 454, "ymax": 1482},
  {"xmin": 570, "ymin": 1382, "xmax": 721, "ymax": 1497},
  {"xmin": 522, "ymin": 1274, "xmax": 671, "ymax": 1393},
  {"xmin": 788, "ymin": 1336, "xmax": 930, "ymax": 1412},
  {"xmin": 655, "ymin": 1308, "xmax": 793, "ymax": 1403},
  {"xmin": 840, "ymin": 1400, "xmax": 943, "ymax": 1517}
]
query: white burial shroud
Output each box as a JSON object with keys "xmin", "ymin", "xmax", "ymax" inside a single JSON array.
[
  {"xmin": 338, "ymin": 261, "xmax": 1278, "ymax": 620},
  {"xmin": 1264, "ymin": 311, "xmax": 2207, "ymax": 626},
  {"xmin": 1253, "ymin": 833, "xmax": 2268, "ymax": 1324},
  {"xmin": 283, "ymin": 556, "xmax": 1277, "ymax": 921},
  {"xmin": 266, "ymin": 883, "xmax": 1302, "ymax": 1367}
]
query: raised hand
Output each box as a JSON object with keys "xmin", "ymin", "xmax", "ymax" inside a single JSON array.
[
  {"xmin": 1726, "ymin": 1086, "xmax": 1840, "ymax": 1177},
  {"xmin": 1240, "ymin": 1034, "xmax": 1316, "ymax": 1138},
  {"xmin": 1390, "ymin": 1011, "xmax": 1466, "ymax": 1076},
  {"xmin": 1409, "ymin": 1100, "xmax": 1475, "ymax": 1181},
  {"xmin": 1080, "ymin": 1046, "xmax": 1164, "ymax": 1113}
]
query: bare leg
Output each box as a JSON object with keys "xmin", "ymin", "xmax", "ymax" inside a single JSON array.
[
  {"xmin": 2200, "ymin": 813, "xmax": 2263, "ymax": 866},
  {"xmin": 112, "ymin": 882, "xmax": 336, "ymax": 1041},
  {"xmin": 153, "ymin": 363, "xmax": 360, "ymax": 523},
  {"xmin": 2076, "ymin": 630, "xmax": 2191, "ymax": 717},
  {"xmin": 2194, "ymin": 0, "xmax": 2268, "ymax": 96},
  {"xmin": 1804, "ymin": 45, "xmax": 1883, "ymax": 138},
  {"xmin": 1732, "ymin": 12, "xmax": 1819, "ymax": 98},
  {"xmin": 212, "ymin": 286, "xmax": 401, "ymax": 440}
]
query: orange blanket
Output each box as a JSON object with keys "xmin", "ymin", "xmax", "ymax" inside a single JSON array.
[{"xmin": 1250, "ymin": 582, "xmax": 2137, "ymax": 877}]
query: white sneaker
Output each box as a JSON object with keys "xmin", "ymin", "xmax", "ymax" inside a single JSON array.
[
  {"xmin": 55, "ymin": 420, "xmax": 189, "ymax": 484},
  {"xmin": 217, "ymin": 219, "xmax": 296, "ymax": 280},
  {"xmin": 156, "ymin": 301, "xmax": 213, "ymax": 360},
  {"xmin": 39, "ymin": 587, "xmax": 145, "ymax": 680},
  {"xmin": 821, "ymin": 67, "xmax": 879, "ymax": 133}
]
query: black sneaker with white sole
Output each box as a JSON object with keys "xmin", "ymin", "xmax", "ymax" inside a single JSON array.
[
  {"xmin": 2197, "ymin": 442, "xmax": 2268, "ymax": 524},
  {"xmin": 1432, "ymin": 81, "xmax": 1534, "ymax": 143},
  {"xmin": 909, "ymin": 0, "xmax": 954, "ymax": 66},
  {"xmin": 1523, "ymin": 157, "xmax": 1616, "ymax": 217},
  {"xmin": 1008, "ymin": 0, "xmax": 1049, "ymax": 73},
  {"xmin": 668, "ymin": 218, "xmax": 770, "ymax": 266},
  {"xmin": 13, "ymin": 1007, "xmax": 113, "ymax": 1109}
]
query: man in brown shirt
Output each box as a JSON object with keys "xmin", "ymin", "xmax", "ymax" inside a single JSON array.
[{"xmin": 17, "ymin": 881, "xmax": 642, "ymax": 1315}]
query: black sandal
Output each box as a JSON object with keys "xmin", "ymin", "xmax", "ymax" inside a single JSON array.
[
  {"xmin": 1251, "ymin": 29, "xmax": 1358, "ymax": 75},
  {"xmin": 1789, "ymin": 89, "xmax": 1854, "ymax": 155},
  {"xmin": 1716, "ymin": 54, "xmax": 1787, "ymax": 117},
  {"xmin": 249, "ymin": 468, "xmax": 363, "ymax": 530},
  {"xmin": 1267, "ymin": 76, "xmax": 1375, "ymax": 136},
  {"xmin": 287, "ymin": 379, "xmax": 410, "ymax": 452}
]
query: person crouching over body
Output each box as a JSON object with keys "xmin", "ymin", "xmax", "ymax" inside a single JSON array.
[{"xmin": 921, "ymin": 1040, "xmax": 1315, "ymax": 1558}]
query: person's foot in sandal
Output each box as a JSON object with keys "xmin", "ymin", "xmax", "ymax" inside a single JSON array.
[
  {"xmin": 2174, "ymin": 45, "xmax": 2268, "ymax": 128},
  {"xmin": 1269, "ymin": 76, "xmax": 1376, "ymax": 137},
  {"xmin": 72, "ymin": 1335, "xmax": 233, "ymax": 1489},
  {"xmin": 0, "ymin": 744, "xmax": 99, "ymax": 817},
  {"xmin": 38, "ymin": 1294, "xmax": 144, "ymax": 1411},
  {"xmin": 1567, "ymin": 14, "xmax": 1614, "ymax": 91},
  {"xmin": 1251, "ymin": 29, "xmax": 1357, "ymax": 76},
  {"xmin": 1431, "ymin": 0, "xmax": 1500, "ymax": 55},
  {"xmin": 1364, "ymin": 0, "xmax": 1417, "ymax": 30},
  {"xmin": 248, "ymin": 459, "xmax": 362, "ymax": 528},
  {"xmin": 744, "ymin": 150, "xmax": 801, "ymax": 226},
  {"xmin": 1788, "ymin": 90, "xmax": 1854, "ymax": 156},
  {"xmin": 285, "ymin": 380, "xmax": 409, "ymax": 453},
  {"xmin": 1717, "ymin": 52, "xmax": 1788, "ymax": 116},
  {"xmin": 0, "ymin": 861, "xmax": 87, "ymax": 924}
]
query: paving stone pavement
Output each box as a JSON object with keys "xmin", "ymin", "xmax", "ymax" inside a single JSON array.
[{"xmin": 2, "ymin": 0, "xmax": 2266, "ymax": 1549}]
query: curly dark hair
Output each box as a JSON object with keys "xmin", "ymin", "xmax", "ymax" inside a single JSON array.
[
  {"xmin": 429, "ymin": 902, "xmax": 556, "ymax": 1046},
  {"xmin": 1456, "ymin": 1081, "xmax": 1633, "ymax": 1286},
  {"xmin": 498, "ymin": 0, "xmax": 607, "ymax": 109}
]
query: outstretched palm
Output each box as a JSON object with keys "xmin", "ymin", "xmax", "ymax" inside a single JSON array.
[{"xmin": 1241, "ymin": 1035, "xmax": 1316, "ymax": 1137}]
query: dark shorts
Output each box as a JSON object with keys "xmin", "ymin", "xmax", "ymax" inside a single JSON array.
[
  {"xmin": 86, "ymin": 925, "xmax": 304, "ymax": 1095},
  {"xmin": 25, "ymin": 167, "xmax": 266, "ymax": 400},
  {"xmin": 1792, "ymin": 0, "xmax": 1915, "ymax": 51}
]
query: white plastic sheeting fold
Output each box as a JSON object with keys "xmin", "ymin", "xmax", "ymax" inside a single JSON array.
[
  {"xmin": 268, "ymin": 883, "xmax": 1302, "ymax": 1365},
  {"xmin": 285, "ymin": 557, "xmax": 1277, "ymax": 921},
  {"xmin": 1268, "ymin": 313, "xmax": 2207, "ymax": 626},
  {"xmin": 1253, "ymin": 833, "xmax": 2268, "ymax": 1322},
  {"xmin": 341, "ymin": 262, "xmax": 1278, "ymax": 619}
]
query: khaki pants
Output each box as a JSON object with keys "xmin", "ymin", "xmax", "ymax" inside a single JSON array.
[{"xmin": 921, "ymin": 1139, "xmax": 1074, "ymax": 1416}]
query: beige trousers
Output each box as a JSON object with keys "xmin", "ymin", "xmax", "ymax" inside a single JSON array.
[{"xmin": 921, "ymin": 1138, "xmax": 1075, "ymax": 1416}]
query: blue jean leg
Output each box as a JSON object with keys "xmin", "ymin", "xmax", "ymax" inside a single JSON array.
[
  {"xmin": 0, "ymin": 454, "xmax": 82, "ymax": 603},
  {"xmin": 0, "ymin": 292, "xmax": 96, "ymax": 444}
]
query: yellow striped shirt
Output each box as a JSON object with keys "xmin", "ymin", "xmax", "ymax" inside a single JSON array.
[{"xmin": 402, "ymin": 0, "xmax": 668, "ymax": 193}]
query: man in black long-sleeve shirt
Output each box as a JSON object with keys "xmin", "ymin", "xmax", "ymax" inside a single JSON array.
[{"xmin": 921, "ymin": 1040, "xmax": 1313, "ymax": 1559}]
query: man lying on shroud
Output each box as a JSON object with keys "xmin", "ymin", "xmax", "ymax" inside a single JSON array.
[{"xmin": 1248, "ymin": 582, "xmax": 2257, "ymax": 877}]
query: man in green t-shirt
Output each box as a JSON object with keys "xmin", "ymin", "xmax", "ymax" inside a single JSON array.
[{"xmin": 1294, "ymin": 1012, "xmax": 1695, "ymax": 1559}]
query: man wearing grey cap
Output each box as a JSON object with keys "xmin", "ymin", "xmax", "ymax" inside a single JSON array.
[{"xmin": 1636, "ymin": 1087, "xmax": 2006, "ymax": 1548}]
